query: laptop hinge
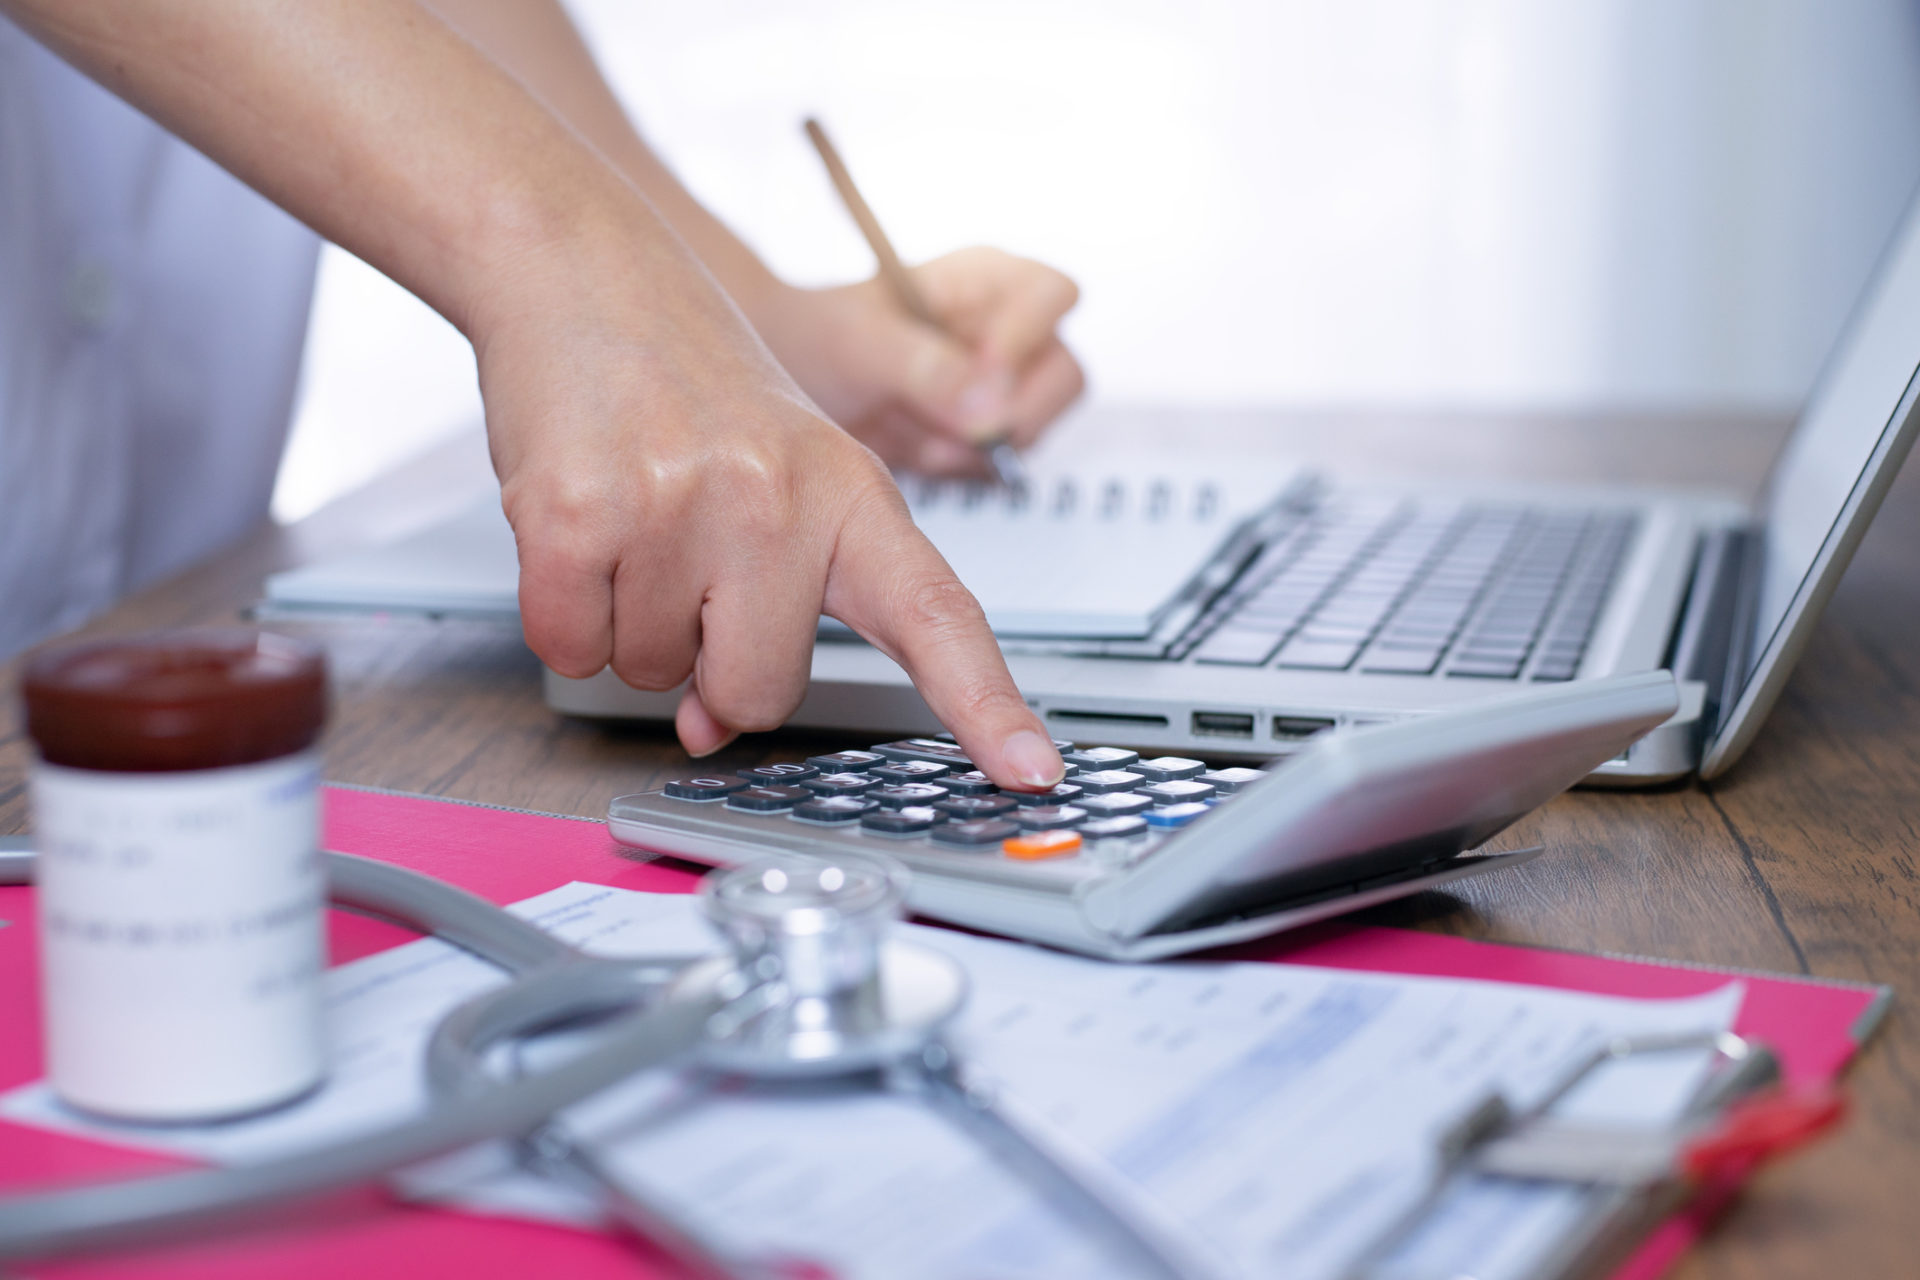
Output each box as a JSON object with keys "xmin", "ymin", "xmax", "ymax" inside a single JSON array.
[{"xmin": 1664, "ymin": 525, "xmax": 1759, "ymax": 745}]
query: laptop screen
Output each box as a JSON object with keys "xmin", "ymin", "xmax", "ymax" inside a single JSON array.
[{"xmin": 1748, "ymin": 195, "xmax": 1920, "ymax": 683}]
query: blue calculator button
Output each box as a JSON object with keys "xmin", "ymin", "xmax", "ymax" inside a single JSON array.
[
  {"xmin": 792, "ymin": 796, "xmax": 878, "ymax": 824},
  {"xmin": 726, "ymin": 784, "xmax": 811, "ymax": 812},
  {"xmin": 1144, "ymin": 802, "xmax": 1210, "ymax": 828},
  {"xmin": 664, "ymin": 776, "xmax": 748, "ymax": 801},
  {"xmin": 737, "ymin": 763, "xmax": 819, "ymax": 784}
]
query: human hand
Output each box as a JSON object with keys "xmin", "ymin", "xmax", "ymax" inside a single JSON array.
[
  {"xmin": 477, "ymin": 234, "xmax": 1065, "ymax": 789},
  {"xmin": 754, "ymin": 247, "xmax": 1085, "ymax": 475}
]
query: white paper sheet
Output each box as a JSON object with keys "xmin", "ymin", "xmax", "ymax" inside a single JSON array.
[{"xmin": 1, "ymin": 882, "xmax": 1741, "ymax": 1280}]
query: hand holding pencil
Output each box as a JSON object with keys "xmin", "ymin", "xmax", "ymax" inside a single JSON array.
[{"xmin": 746, "ymin": 120, "xmax": 1085, "ymax": 479}]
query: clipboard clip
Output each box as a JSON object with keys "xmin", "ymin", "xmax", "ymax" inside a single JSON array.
[{"xmin": 1347, "ymin": 1029, "xmax": 1847, "ymax": 1280}]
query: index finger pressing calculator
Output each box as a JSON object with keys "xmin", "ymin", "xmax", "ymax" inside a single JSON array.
[{"xmin": 607, "ymin": 672, "xmax": 1679, "ymax": 960}]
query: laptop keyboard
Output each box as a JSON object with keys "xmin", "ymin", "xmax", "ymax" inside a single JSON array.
[{"xmin": 1176, "ymin": 499, "xmax": 1635, "ymax": 681}]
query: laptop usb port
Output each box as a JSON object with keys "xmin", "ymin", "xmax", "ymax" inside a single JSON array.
[
  {"xmin": 1272, "ymin": 715, "xmax": 1337, "ymax": 741},
  {"xmin": 1191, "ymin": 711, "xmax": 1255, "ymax": 739}
]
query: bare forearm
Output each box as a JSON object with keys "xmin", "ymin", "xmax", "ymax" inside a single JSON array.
[
  {"xmin": 1, "ymin": 0, "xmax": 691, "ymax": 340},
  {"xmin": 423, "ymin": 0, "xmax": 784, "ymax": 318}
]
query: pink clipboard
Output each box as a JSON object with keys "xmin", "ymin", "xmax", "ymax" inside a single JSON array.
[{"xmin": 0, "ymin": 785, "xmax": 1888, "ymax": 1280}]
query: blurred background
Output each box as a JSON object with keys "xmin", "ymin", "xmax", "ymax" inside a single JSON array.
[{"xmin": 273, "ymin": 0, "xmax": 1920, "ymax": 521}]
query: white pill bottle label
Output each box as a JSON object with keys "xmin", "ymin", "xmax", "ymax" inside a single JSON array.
[{"xmin": 32, "ymin": 751, "xmax": 326, "ymax": 1121}]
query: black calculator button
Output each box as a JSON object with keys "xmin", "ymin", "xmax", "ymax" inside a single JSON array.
[
  {"xmin": 1132, "ymin": 756, "xmax": 1205, "ymax": 783},
  {"xmin": 726, "ymin": 784, "xmax": 811, "ymax": 812},
  {"xmin": 861, "ymin": 806, "xmax": 943, "ymax": 836},
  {"xmin": 1074, "ymin": 769, "xmax": 1145, "ymax": 795},
  {"xmin": 806, "ymin": 750, "xmax": 887, "ymax": 773},
  {"xmin": 800, "ymin": 772, "xmax": 881, "ymax": 796},
  {"xmin": 1080, "ymin": 815, "xmax": 1150, "ymax": 841},
  {"xmin": 940, "ymin": 771, "xmax": 1000, "ymax": 797},
  {"xmin": 737, "ymin": 763, "xmax": 820, "ymax": 785},
  {"xmin": 1138, "ymin": 779, "xmax": 1217, "ymax": 806},
  {"xmin": 934, "ymin": 795, "xmax": 1017, "ymax": 821},
  {"xmin": 1078, "ymin": 792, "xmax": 1152, "ymax": 818},
  {"xmin": 1013, "ymin": 804, "xmax": 1088, "ymax": 831},
  {"xmin": 1001, "ymin": 782, "xmax": 1085, "ymax": 807},
  {"xmin": 870, "ymin": 738, "xmax": 974, "ymax": 766},
  {"xmin": 869, "ymin": 760, "xmax": 953, "ymax": 785},
  {"xmin": 792, "ymin": 796, "xmax": 877, "ymax": 824},
  {"xmin": 930, "ymin": 818, "xmax": 1021, "ymax": 847},
  {"xmin": 664, "ymin": 775, "xmax": 749, "ymax": 801},
  {"xmin": 1196, "ymin": 767, "xmax": 1267, "ymax": 794},
  {"xmin": 1062, "ymin": 746, "xmax": 1139, "ymax": 772},
  {"xmin": 870, "ymin": 783, "xmax": 950, "ymax": 809}
]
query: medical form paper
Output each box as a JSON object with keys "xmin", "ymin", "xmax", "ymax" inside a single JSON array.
[{"xmin": 0, "ymin": 882, "xmax": 1741, "ymax": 1280}]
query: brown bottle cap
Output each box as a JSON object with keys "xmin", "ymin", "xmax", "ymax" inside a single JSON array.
[{"xmin": 22, "ymin": 629, "xmax": 328, "ymax": 773}]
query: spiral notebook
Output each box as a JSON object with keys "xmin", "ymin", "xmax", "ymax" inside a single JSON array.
[{"xmin": 261, "ymin": 466, "xmax": 1277, "ymax": 639}]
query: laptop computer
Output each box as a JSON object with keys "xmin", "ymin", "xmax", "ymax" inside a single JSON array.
[{"xmin": 266, "ymin": 191, "xmax": 1920, "ymax": 784}]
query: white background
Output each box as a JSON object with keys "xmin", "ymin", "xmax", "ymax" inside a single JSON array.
[{"xmin": 274, "ymin": 0, "xmax": 1920, "ymax": 520}]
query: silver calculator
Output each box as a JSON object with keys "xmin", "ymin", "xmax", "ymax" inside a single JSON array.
[{"xmin": 608, "ymin": 672, "xmax": 1679, "ymax": 960}]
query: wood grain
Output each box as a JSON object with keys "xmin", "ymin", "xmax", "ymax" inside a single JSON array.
[{"xmin": 1, "ymin": 409, "xmax": 1912, "ymax": 1277}]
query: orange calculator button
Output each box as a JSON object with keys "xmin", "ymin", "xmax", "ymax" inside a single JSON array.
[{"xmin": 1002, "ymin": 830, "xmax": 1083, "ymax": 860}]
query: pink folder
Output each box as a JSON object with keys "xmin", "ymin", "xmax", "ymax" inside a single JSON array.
[{"xmin": 0, "ymin": 785, "xmax": 1888, "ymax": 1280}]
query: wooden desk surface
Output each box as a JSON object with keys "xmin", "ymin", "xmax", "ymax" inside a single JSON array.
[{"xmin": 2, "ymin": 409, "xmax": 1914, "ymax": 1277}]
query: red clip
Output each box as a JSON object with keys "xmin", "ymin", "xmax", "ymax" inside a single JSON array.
[{"xmin": 1679, "ymin": 1087, "xmax": 1848, "ymax": 1181}]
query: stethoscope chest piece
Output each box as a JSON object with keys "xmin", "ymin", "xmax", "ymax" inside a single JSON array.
[{"xmin": 673, "ymin": 853, "xmax": 967, "ymax": 1077}]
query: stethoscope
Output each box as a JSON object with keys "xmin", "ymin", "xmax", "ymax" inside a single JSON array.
[{"xmin": 0, "ymin": 843, "xmax": 1229, "ymax": 1280}]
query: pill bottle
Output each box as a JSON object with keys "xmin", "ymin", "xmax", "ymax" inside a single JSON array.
[{"xmin": 21, "ymin": 629, "xmax": 329, "ymax": 1122}]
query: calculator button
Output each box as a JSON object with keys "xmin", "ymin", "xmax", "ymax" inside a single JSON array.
[
  {"xmin": 930, "ymin": 818, "xmax": 1021, "ymax": 847},
  {"xmin": 1002, "ymin": 830, "xmax": 1083, "ymax": 861},
  {"xmin": 1073, "ymin": 769, "xmax": 1145, "ymax": 795},
  {"xmin": 1196, "ymin": 767, "xmax": 1268, "ymax": 794},
  {"xmin": 940, "ymin": 771, "xmax": 1000, "ymax": 797},
  {"xmin": 806, "ymin": 750, "xmax": 887, "ymax": 773},
  {"xmin": 664, "ymin": 776, "xmax": 749, "ymax": 801},
  {"xmin": 860, "ymin": 806, "xmax": 944, "ymax": 836},
  {"xmin": 869, "ymin": 760, "xmax": 953, "ymax": 785},
  {"xmin": 737, "ymin": 763, "xmax": 820, "ymax": 785},
  {"xmin": 1137, "ymin": 779, "xmax": 1217, "ymax": 806},
  {"xmin": 870, "ymin": 783, "xmax": 950, "ymax": 808},
  {"xmin": 1062, "ymin": 746, "xmax": 1140, "ymax": 772},
  {"xmin": 1143, "ymin": 801, "xmax": 1210, "ymax": 828},
  {"xmin": 1078, "ymin": 792, "xmax": 1152, "ymax": 818},
  {"xmin": 1079, "ymin": 815, "xmax": 1150, "ymax": 842},
  {"xmin": 870, "ymin": 738, "xmax": 974, "ymax": 766},
  {"xmin": 1131, "ymin": 756, "xmax": 1205, "ymax": 783},
  {"xmin": 800, "ymin": 772, "xmax": 882, "ymax": 796},
  {"xmin": 1001, "ymin": 782, "xmax": 1085, "ymax": 807},
  {"xmin": 934, "ymin": 795, "xmax": 1017, "ymax": 821},
  {"xmin": 1013, "ymin": 804, "xmax": 1087, "ymax": 831},
  {"xmin": 726, "ymin": 784, "xmax": 812, "ymax": 812},
  {"xmin": 791, "ymin": 796, "xmax": 878, "ymax": 824}
]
